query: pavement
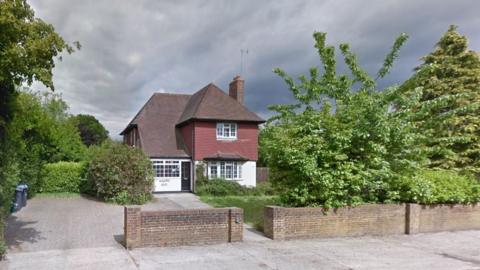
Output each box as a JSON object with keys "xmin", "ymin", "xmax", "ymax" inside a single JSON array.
[
  {"xmin": 129, "ymin": 231, "xmax": 480, "ymax": 270},
  {"xmin": 2, "ymin": 195, "xmax": 480, "ymax": 270}
]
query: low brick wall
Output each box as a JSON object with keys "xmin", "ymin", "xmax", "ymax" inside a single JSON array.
[
  {"xmin": 125, "ymin": 206, "xmax": 243, "ymax": 248},
  {"xmin": 407, "ymin": 203, "xmax": 480, "ymax": 234},
  {"xmin": 264, "ymin": 204, "xmax": 406, "ymax": 240},
  {"xmin": 265, "ymin": 203, "xmax": 480, "ymax": 240}
]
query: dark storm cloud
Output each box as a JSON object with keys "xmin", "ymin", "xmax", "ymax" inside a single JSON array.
[{"xmin": 28, "ymin": 0, "xmax": 480, "ymax": 138}]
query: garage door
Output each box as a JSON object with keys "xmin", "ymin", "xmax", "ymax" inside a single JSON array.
[{"xmin": 152, "ymin": 159, "xmax": 191, "ymax": 192}]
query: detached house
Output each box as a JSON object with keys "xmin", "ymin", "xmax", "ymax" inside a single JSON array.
[{"xmin": 120, "ymin": 76, "xmax": 265, "ymax": 192}]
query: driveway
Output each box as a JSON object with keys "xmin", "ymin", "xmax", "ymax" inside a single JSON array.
[{"xmin": 1, "ymin": 193, "xmax": 209, "ymax": 270}]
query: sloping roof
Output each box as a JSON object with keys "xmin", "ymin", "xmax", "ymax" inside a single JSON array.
[
  {"xmin": 176, "ymin": 83, "xmax": 264, "ymax": 126},
  {"xmin": 121, "ymin": 83, "xmax": 265, "ymax": 158},
  {"xmin": 121, "ymin": 93, "xmax": 191, "ymax": 158}
]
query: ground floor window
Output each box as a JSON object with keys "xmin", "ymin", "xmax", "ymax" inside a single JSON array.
[
  {"xmin": 152, "ymin": 160, "xmax": 180, "ymax": 177},
  {"xmin": 207, "ymin": 161, "xmax": 242, "ymax": 180}
]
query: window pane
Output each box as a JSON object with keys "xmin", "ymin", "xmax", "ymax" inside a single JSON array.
[
  {"xmin": 231, "ymin": 124, "xmax": 236, "ymax": 137},
  {"xmin": 224, "ymin": 126, "xmax": 230, "ymax": 137},
  {"xmin": 220, "ymin": 162, "xmax": 225, "ymax": 178},
  {"xmin": 226, "ymin": 165, "xmax": 232, "ymax": 179}
]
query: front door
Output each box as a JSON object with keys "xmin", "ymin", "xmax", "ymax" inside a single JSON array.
[{"xmin": 181, "ymin": 162, "xmax": 191, "ymax": 191}]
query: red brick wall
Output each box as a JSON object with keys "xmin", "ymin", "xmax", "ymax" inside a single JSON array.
[
  {"xmin": 265, "ymin": 203, "xmax": 480, "ymax": 240},
  {"xmin": 264, "ymin": 204, "xmax": 406, "ymax": 240},
  {"xmin": 124, "ymin": 206, "xmax": 243, "ymax": 248},
  {"xmin": 192, "ymin": 121, "xmax": 259, "ymax": 161}
]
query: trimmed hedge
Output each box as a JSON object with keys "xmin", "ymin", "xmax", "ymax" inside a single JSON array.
[
  {"xmin": 196, "ymin": 178, "xmax": 276, "ymax": 197},
  {"xmin": 398, "ymin": 169, "xmax": 480, "ymax": 204},
  {"xmin": 40, "ymin": 162, "xmax": 86, "ymax": 193}
]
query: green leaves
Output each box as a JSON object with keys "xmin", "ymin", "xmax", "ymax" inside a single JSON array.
[
  {"xmin": 0, "ymin": 0, "xmax": 79, "ymax": 89},
  {"xmin": 87, "ymin": 141, "xmax": 154, "ymax": 205},
  {"xmin": 401, "ymin": 25, "xmax": 480, "ymax": 174},
  {"xmin": 262, "ymin": 31, "xmax": 421, "ymax": 208},
  {"xmin": 377, "ymin": 33, "xmax": 409, "ymax": 79}
]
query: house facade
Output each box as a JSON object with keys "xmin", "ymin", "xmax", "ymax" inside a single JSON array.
[{"xmin": 120, "ymin": 76, "xmax": 264, "ymax": 192}]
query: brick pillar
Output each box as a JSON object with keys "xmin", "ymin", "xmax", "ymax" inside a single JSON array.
[
  {"xmin": 264, "ymin": 206, "xmax": 285, "ymax": 240},
  {"xmin": 228, "ymin": 208, "xmax": 243, "ymax": 242},
  {"xmin": 124, "ymin": 206, "xmax": 141, "ymax": 249},
  {"xmin": 406, "ymin": 203, "xmax": 420, "ymax": 234}
]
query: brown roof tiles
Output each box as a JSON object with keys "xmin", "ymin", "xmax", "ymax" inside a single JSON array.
[{"xmin": 121, "ymin": 83, "xmax": 264, "ymax": 158}]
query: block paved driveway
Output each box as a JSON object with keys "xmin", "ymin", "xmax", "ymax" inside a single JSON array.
[{"xmin": 2, "ymin": 194, "xmax": 480, "ymax": 270}]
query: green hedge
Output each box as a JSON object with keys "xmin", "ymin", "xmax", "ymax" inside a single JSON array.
[
  {"xmin": 398, "ymin": 169, "xmax": 480, "ymax": 204},
  {"xmin": 40, "ymin": 162, "xmax": 86, "ymax": 193},
  {"xmin": 196, "ymin": 178, "xmax": 276, "ymax": 197}
]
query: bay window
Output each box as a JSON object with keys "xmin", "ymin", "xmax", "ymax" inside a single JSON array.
[{"xmin": 208, "ymin": 161, "xmax": 242, "ymax": 180}]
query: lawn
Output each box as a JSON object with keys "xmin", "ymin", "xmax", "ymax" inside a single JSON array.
[{"xmin": 200, "ymin": 195, "xmax": 279, "ymax": 231}]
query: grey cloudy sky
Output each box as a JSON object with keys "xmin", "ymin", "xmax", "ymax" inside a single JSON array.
[{"xmin": 28, "ymin": 0, "xmax": 480, "ymax": 138}]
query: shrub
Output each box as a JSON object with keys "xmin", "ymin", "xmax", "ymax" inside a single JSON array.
[
  {"xmin": 261, "ymin": 32, "xmax": 422, "ymax": 208},
  {"xmin": 87, "ymin": 141, "xmax": 153, "ymax": 205},
  {"xmin": 196, "ymin": 178, "xmax": 246, "ymax": 196},
  {"xmin": 40, "ymin": 162, "xmax": 86, "ymax": 193},
  {"xmin": 196, "ymin": 178, "xmax": 277, "ymax": 197},
  {"xmin": 399, "ymin": 170, "xmax": 480, "ymax": 204}
]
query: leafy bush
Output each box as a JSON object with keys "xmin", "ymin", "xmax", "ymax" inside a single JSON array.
[
  {"xmin": 262, "ymin": 32, "xmax": 422, "ymax": 208},
  {"xmin": 196, "ymin": 178, "xmax": 246, "ymax": 196},
  {"xmin": 398, "ymin": 170, "xmax": 480, "ymax": 204},
  {"xmin": 40, "ymin": 162, "xmax": 86, "ymax": 193},
  {"xmin": 196, "ymin": 178, "xmax": 276, "ymax": 197},
  {"xmin": 87, "ymin": 141, "xmax": 153, "ymax": 205}
]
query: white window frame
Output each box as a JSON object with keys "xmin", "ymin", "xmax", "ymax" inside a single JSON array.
[
  {"xmin": 216, "ymin": 123, "xmax": 237, "ymax": 140},
  {"xmin": 208, "ymin": 161, "xmax": 242, "ymax": 180},
  {"xmin": 152, "ymin": 160, "xmax": 180, "ymax": 178}
]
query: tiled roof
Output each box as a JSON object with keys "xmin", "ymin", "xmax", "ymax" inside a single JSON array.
[
  {"xmin": 176, "ymin": 83, "xmax": 264, "ymax": 126},
  {"xmin": 121, "ymin": 83, "xmax": 264, "ymax": 158},
  {"xmin": 121, "ymin": 93, "xmax": 191, "ymax": 158}
]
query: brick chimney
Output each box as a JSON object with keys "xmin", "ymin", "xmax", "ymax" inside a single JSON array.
[{"xmin": 229, "ymin": 75, "xmax": 244, "ymax": 104}]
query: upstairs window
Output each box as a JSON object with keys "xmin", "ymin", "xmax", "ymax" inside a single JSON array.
[{"xmin": 216, "ymin": 123, "xmax": 237, "ymax": 140}]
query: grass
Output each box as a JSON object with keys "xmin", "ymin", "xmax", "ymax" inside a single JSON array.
[
  {"xmin": 35, "ymin": 192, "xmax": 82, "ymax": 198},
  {"xmin": 200, "ymin": 195, "xmax": 279, "ymax": 231}
]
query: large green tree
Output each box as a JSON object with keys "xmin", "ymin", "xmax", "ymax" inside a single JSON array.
[
  {"xmin": 401, "ymin": 25, "xmax": 480, "ymax": 174},
  {"xmin": 0, "ymin": 0, "xmax": 78, "ymax": 253},
  {"xmin": 261, "ymin": 32, "xmax": 424, "ymax": 208},
  {"xmin": 0, "ymin": 0, "xmax": 78, "ymax": 126},
  {"xmin": 9, "ymin": 90, "xmax": 86, "ymax": 194},
  {"xmin": 69, "ymin": 114, "xmax": 109, "ymax": 146}
]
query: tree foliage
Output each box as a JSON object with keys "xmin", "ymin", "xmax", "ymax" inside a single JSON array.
[
  {"xmin": 69, "ymin": 114, "xmax": 109, "ymax": 146},
  {"xmin": 0, "ymin": 0, "xmax": 78, "ymax": 226},
  {"xmin": 8, "ymin": 90, "xmax": 86, "ymax": 194},
  {"xmin": 261, "ymin": 32, "xmax": 424, "ymax": 208},
  {"xmin": 400, "ymin": 25, "xmax": 480, "ymax": 174}
]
